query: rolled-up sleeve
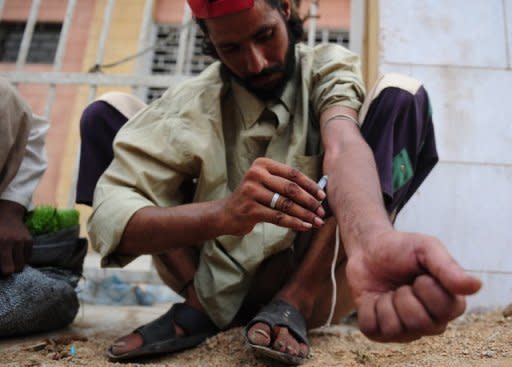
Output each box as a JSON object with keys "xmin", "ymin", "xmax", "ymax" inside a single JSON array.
[
  {"xmin": 87, "ymin": 97, "xmax": 202, "ymax": 267},
  {"xmin": 309, "ymin": 44, "xmax": 366, "ymax": 118}
]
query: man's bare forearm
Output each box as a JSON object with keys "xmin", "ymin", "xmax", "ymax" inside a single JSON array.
[
  {"xmin": 321, "ymin": 107, "xmax": 393, "ymax": 256},
  {"xmin": 118, "ymin": 199, "xmax": 227, "ymax": 256}
]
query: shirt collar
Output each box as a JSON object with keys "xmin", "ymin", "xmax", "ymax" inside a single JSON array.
[
  {"xmin": 230, "ymin": 74, "xmax": 297, "ymax": 129},
  {"xmin": 230, "ymin": 43, "xmax": 300, "ymax": 128},
  {"xmin": 231, "ymin": 79, "xmax": 265, "ymax": 129}
]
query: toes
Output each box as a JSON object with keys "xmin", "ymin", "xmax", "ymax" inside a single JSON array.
[
  {"xmin": 272, "ymin": 326, "xmax": 300, "ymax": 356},
  {"xmin": 248, "ymin": 323, "xmax": 309, "ymax": 359},
  {"xmin": 298, "ymin": 342, "xmax": 309, "ymax": 358},
  {"xmin": 247, "ymin": 322, "xmax": 272, "ymax": 347},
  {"xmin": 110, "ymin": 333, "xmax": 144, "ymax": 355}
]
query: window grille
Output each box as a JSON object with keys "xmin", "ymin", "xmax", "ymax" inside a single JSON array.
[
  {"xmin": 147, "ymin": 24, "xmax": 214, "ymax": 102},
  {"xmin": 147, "ymin": 26, "xmax": 349, "ymax": 103},
  {"xmin": 307, "ymin": 28, "xmax": 350, "ymax": 48},
  {"xmin": 0, "ymin": 22, "xmax": 62, "ymax": 63}
]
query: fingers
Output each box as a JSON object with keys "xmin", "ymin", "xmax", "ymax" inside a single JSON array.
[
  {"xmin": 0, "ymin": 244, "xmax": 15, "ymax": 276},
  {"xmin": 0, "ymin": 239, "xmax": 31, "ymax": 275},
  {"xmin": 357, "ymin": 294, "xmax": 379, "ymax": 339},
  {"xmin": 254, "ymin": 159, "xmax": 325, "ymax": 213},
  {"xmin": 415, "ymin": 238, "xmax": 482, "ymax": 296},
  {"xmin": 266, "ymin": 183, "xmax": 325, "ymax": 221},
  {"xmin": 392, "ymin": 286, "xmax": 447, "ymax": 339},
  {"xmin": 246, "ymin": 183, "xmax": 323, "ymax": 229},
  {"xmin": 358, "ymin": 276, "xmax": 464, "ymax": 342},
  {"xmin": 24, "ymin": 238, "xmax": 33, "ymax": 264},
  {"xmin": 240, "ymin": 158, "xmax": 327, "ymax": 229},
  {"xmin": 259, "ymin": 190, "xmax": 325, "ymax": 227},
  {"xmin": 413, "ymin": 274, "xmax": 466, "ymax": 323},
  {"xmin": 12, "ymin": 242, "xmax": 25, "ymax": 272},
  {"xmin": 258, "ymin": 205, "xmax": 314, "ymax": 232},
  {"xmin": 263, "ymin": 159, "xmax": 326, "ymax": 201}
]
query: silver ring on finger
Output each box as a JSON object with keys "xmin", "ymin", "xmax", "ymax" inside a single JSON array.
[{"xmin": 270, "ymin": 192, "xmax": 280, "ymax": 209}]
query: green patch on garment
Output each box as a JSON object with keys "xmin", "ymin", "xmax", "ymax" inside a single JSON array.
[{"xmin": 392, "ymin": 148, "xmax": 414, "ymax": 193}]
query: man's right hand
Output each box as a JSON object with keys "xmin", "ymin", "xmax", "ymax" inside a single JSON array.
[
  {"xmin": 0, "ymin": 200, "xmax": 32, "ymax": 276},
  {"xmin": 219, "ymin": 158, "xmax": 326, "ymax": 236}
]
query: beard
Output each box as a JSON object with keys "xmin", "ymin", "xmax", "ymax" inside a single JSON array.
[{"xmin": 224, "ymin": 28, "xmax": 297, "ymax": 101}]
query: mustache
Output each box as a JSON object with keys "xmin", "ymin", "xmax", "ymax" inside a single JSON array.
[{"xmin": 244, "ymin": 65, "xmax": 285, "ymax": 84}]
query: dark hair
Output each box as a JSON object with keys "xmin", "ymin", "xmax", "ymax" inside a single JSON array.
[{"xmin": 195, "ymin": 0, "xmax": 305, "ymax": 58}]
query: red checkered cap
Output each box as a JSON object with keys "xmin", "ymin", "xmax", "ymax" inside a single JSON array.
[{"xmin": 187, "ymin": 0, "xmax": 255, "ymax": 19}]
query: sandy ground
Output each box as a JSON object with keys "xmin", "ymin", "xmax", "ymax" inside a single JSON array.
[{"xmin": 1, "ymin": 303, "xmax": 511, "ymax": 367}]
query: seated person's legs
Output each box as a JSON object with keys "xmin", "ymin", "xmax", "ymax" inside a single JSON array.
[
  {"xmin": 359, "ymin": 73, "xmax": 438, "ymax": 218},
  {"xmin": 75, "ymin": 101, "xmax": 127, "ymax": 205},
  {"xmin": 107, "ymin": 246, "xmax": 216, "ymax": 361}
]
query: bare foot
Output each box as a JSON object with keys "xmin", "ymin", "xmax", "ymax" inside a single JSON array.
[
  {"xmin": 247, "ymin": 322, "xmax": 309, "ymax": 358},
  {"xmin": 110, "ymin": 287, "xmax": 204, "ymax": 357},
  {"xmin": 110, "ymin": 322, "xmax": 185, "ymax": 356}
]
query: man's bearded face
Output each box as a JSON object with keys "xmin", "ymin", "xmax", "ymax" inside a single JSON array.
[{"xmin": 206, "ymin": 0, "xmax": 296, "ymax": 99}]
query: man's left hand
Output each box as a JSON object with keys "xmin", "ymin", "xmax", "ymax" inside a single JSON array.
[{"xmin": 345, "ymin": 230, "xmax": 482, "ymax": 343}]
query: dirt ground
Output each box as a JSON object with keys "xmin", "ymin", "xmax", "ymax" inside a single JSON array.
[{"xmin": 1, "ymin": 304, "xmax": 511, "ymax": 367}]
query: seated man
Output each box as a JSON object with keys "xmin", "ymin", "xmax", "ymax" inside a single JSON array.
[
  {"xmin": 0, "ymin": 78, "xmax": 47, "ymax": 277},
  {"xmin": 86, "ymin": 0, "xmax": 481, "ymax": 364},
  {"xmin": 0, "ymin": 78, "xmax": 86, "ymax": 337}
]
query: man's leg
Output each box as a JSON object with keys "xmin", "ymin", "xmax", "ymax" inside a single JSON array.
[
  {"xmin": 245, "ymin": 74, "xmax": 438, "ymax": 359},
  {"xmin": 108, "ymin": 247, "xmax": 212, "ymax": 356},
  {"xmin": 76, "ymin": 92, "xmax": 147, "ymax": 205},
  {"xmin": 244, "ymin": 218, "xmax": 349, "ymax": 358},
  {"xmin": 76, "ymin": 101, "xmax": 129, "ymax": 206},
  {"xmin": 359, "ymin": 73, "xmax": 438, "ymax": 218},
  {"xmin": 77, "ymin": 96, "xmax": 214, "ymax": 358}
]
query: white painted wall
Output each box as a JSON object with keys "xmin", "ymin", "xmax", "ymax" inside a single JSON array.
[{"xmin": 377, "ymin": 0, "xmax": 512, "ymax": 309}]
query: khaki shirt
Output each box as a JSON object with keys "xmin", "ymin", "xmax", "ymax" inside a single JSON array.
[
  {"xmin": 0, "ymin": 78, "xmax": 48, "ymax": 209},
  {"xmin": 88, "ymin": 43, "xmax": 365, "ymax": 327}
]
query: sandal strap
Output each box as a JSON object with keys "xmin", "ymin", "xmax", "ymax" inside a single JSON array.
[
  {"xmin": 245, "ymin": 299, "xmax": 309, "ymax": 347},
  {"xmin": 173, "ymin": 303, "xmax": 218, "ymax": 335},
  {"xmin": 136, "ymin": 303, "xmax": 217, "ymax": 345}
]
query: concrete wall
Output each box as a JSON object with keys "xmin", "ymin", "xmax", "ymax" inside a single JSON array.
[{"xmin": 376, "ymin": 0, "xmax": 512, "ymax": 309}]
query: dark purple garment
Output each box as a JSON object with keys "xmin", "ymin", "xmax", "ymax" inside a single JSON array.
[
  {"xmin": 361, "ymin": 85, "xmax": 438, "ymax": 215},
  {"xmin": 75, "ymin": 101, "xmax": 128, "ymax": 206}
]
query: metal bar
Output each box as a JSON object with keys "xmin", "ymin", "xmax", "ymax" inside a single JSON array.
[
  {"xmin": 184, "ymin": 24, "xmax": 197, "ymax": 75},
  {"xmin": 349, "ymin": 0, "xmax": 365, "ymax": 53},
  {"xmin": 89, "ymin": 0, "xmax": 116, "ymax": 102},
  {"xmin": 135, "ymin": 0, "xmax": 154, "ymax": 96},
  {"xmin": 44, "ymin": 0, "xmax": 78, "ymax": 119},
  {"xmin": 307, "ymin": 0, "xmax": 318, "ymax": 47},
  {"xmin": 322, "ymin": 29, "xmax": 329, "ymax": 44},
  {"xmin": 0, "ymin": 71, "xmax": 188, "ymax": 87},
  {"xmin": 0, "ymin": 0, "xmax": 6, "ymax": 20},
  {"xmin": 16, "ymin": 0, "xmax": 42, "ymax": 71},
  {"xmin": 175, "ymin": 2, "xmax": 192, "ymax": 75}
]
